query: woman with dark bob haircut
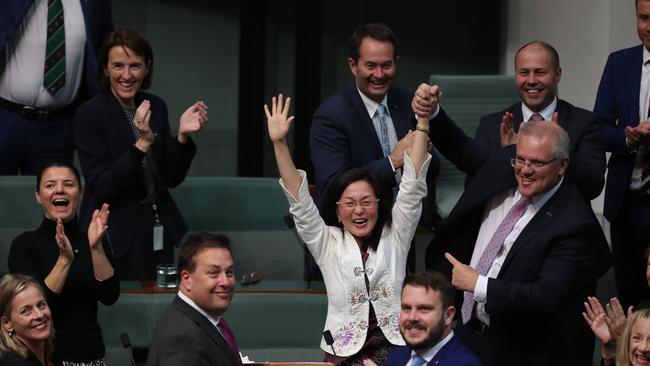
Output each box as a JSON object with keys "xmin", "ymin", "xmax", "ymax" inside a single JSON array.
[
  {"xmin": 73, "ymin": 29, "xmax": 207, "ymax": 280},
  {"xmin": 0, "ymin": 274, "xmax": 53, "ymax": 366},
  {"xmin": 8, "ymin": 162, "xmax": 118, "ymax": 365},
  {"xmin": 264, "ymin": 94, "xmax": 432, "ymax": 365}
]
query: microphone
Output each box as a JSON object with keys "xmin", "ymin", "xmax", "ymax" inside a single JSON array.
[
  {"xmin": 120, "ymin": 333, "xmax": 137, "ymax": 366},
  {"xmin": 323, "ymin": 330, "xmax": 337, "ymax": 356}
]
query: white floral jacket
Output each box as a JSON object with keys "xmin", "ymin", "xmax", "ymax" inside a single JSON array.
[{"xmin": 280, "ymin": 153, "xmax": 431, "ymax": 356}]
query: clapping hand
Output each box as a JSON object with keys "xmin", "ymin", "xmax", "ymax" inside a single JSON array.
[
  {"xmin": 88, "ymin": 203, "xmax": 110, "ymax": 250},
  {"xmin": 604, "ymin": 297, "xmax": 633, "ymax": 342},
  {"xmin": 582, "ymin": 296, "xmax": 611, "ymax": 345},
  {"xmin": 134, "ymin": 100, "xmax": 154, "ymax": 148},
  {"xmin": 264, "ymin": 94, "xmax": 295, "ymax": 144},
  {"xmin": 55, "ymin": 218, "xmax": 74, "ymax": 263},
  {"xmin": 499, "ymin": 112, "xmax": 516, "ymax": 147},
  {"xmin": 179, "ymin": 101, "xmax": 208, "ymax": 143}
]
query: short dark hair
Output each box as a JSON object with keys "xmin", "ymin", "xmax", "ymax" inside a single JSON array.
[
  {"xmin": 402, "ymin": 271, "xmax": 456, "ymax": 309},
  {"xmin": 96, "ymin": 29, "xmax": 154, "ymax": 92},
  {"xmin": 348, "ymin": 23, "xmax": 399, "ymax": 62},
  {"xmin": 177, "ymin": 232, "xmax": 232, "ymax": 276},
  {"xmin": 321, "ymin": 168, "xmax": 392, "ymax": 251},
  {"xmin": 515, "ymin": 40, "xmax": 560, "ymax": 70},
  {"xmin": 36, "ymin": 162, "xmax": 82, "ymax": 190}
]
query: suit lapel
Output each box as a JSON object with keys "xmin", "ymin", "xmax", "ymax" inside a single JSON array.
[
  {"xmin": 629, "ymin": 45, "xmax": 643, "ymax": 125},
  {"xmin": 345, "ymin": 83, "xmax": 385, "ymax": 156},
  {"xmin": 429, "ymin": 333, "xmax": 460, "ymax": 364},
  {"xmin": 173, "ymin": 296, "xmax": 240, "ymax": 365},
  {"xmin": 387, "ymin": 89, "xmax": 411, "ymax": 138}
]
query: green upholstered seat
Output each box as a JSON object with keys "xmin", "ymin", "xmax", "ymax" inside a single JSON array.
[{"xmin": 429, "ymin": 74, "xmax": 519, "ymax": 215}]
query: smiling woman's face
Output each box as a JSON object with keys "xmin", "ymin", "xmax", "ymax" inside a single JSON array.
[{"xmin": 35, "ymin": 166, "xmax": 82, "ymax": 223}]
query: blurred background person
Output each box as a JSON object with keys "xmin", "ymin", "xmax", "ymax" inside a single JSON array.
[
  {"xmin": 0, "ymin": 0, "xmax": 113, "ymax": 175},
  {"xmin": 266, "ymin": 94, "xmax": 432, "ymax": 365},
  {"xmin": 73, "ymin": 29, "xmax": 207, "ymax": 280},
  {"xmin": 7, "ymin": 162, "xmax": 119, "ymax": 366},
  {"xmin": 0, "ymin": 274, "xmax": 53, "ymax": 366}
]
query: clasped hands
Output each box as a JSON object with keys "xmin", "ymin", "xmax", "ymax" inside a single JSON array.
[{"xmin": 626, "ymin": 120, "xmax": 650, "ymax": 148}]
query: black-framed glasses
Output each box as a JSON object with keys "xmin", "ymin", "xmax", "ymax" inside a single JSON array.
[
  {"xmin": 336, "ymin": 199, "xmax": 380, "ymax": 211},
  {"xmin": 510, "ymin": 157, "xmax": 558, "ymax": 170}
]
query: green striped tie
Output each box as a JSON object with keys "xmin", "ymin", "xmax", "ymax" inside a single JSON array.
[{"xmin": 44, "ymin": 0, "xmax": 65, "ymax": 95}]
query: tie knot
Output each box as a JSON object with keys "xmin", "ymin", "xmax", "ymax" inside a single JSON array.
[
  {"xmin": 410, "ymin": 355, "xmax": 426, "ymax": 366},
  {"xmin": 377, "ymin": 104, "xmax": 386, "ymax": 118},
  {"xmin": 529, "ymin": 112, "xmax": 544, "ymax": 122}
]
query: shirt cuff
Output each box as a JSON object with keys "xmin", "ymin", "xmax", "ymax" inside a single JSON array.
[
  {"xmin": 412, "ymin": 105, "xmax": 440, "ymax": 122},
  {"xmin": 387, "ymin": 155, "xmax": 396, "ymax": 173},
  {"xmin": 473, "ymin": 275, "xmax": 488, "ymax": 302}
]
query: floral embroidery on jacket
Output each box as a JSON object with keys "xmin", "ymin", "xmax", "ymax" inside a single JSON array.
[{"xmin": 333, "ymin": 319, "xmax": 369, "ymax": 348}]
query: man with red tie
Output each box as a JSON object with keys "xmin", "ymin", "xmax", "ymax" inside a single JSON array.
[{"xmin": 146, "ymin": 232, "xmax": 241, "ymax": 366}]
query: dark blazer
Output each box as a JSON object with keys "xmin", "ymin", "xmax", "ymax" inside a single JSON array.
[
  {"xmin": 0, "ymin": 350, "xmax": 44, "ymax": 366},
  {"xmin": 0, "ymin": 0, "xmax": 113, "ymax": 99},
  {"xmin": 73, "ymin": 91, "xmax": 196, "ymax": 271},
  {"xmin": 426, "ymin": 108, "xmax": 611, "ymax": 364},
  {"xmin": 594, "ymin": 44, "xmax": 644, "ymax": 221},
  {"xmin": 145, "ymin": 296, "xmax": 240, "ymax": 366},
  {"xmin": 384, "ymin": 333, "xmax": 483, "ymax": 366},
  {"xmin": 474, "ymin": 100, "xmax": 606, "ymax": 200},
  {"xmin": 309, "ymin": 81, "xmax": 440, "ymax": 207}
]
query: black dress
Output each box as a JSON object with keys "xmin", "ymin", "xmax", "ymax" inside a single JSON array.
[
  {"xmin": 0, "ymin": 350, "xmax": 50, "ymax": 366},
  {"xmin": 7, "ymin": 217, "xmax": 120, "ymax": 364}
]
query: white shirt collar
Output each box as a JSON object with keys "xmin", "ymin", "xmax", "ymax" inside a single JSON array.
[
  {"xmin": 410, "ymin": 330, "xmax": 454, "ymax": 363},
  {"xmin": 177, "ymin": 290, "xmax": 221, "ymax": 328},
  {"xmin": 517, "ymin": 176, "xmax": 564, "ymax": 209},
  {"xmin": 644, "ymin": 46, "xmax": 650, "ymax": 65},
  {"xmin": 521, "ymin": 97, "xmax": 558, "ymax": 122},
  {"xmin": 356, "ymin": 86, "xmax": 389, "ymax": 119}
]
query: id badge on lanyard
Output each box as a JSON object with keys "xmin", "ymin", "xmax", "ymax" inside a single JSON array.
[{"xmin": 153, "ymin": 203, "xmax": 164, "ymax": 251}]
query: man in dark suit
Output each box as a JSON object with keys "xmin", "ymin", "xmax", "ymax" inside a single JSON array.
[
  {"xmin": 593, "ymin": 0, "xmax": 650, "ymax": 309},
  {"xmin": 413, "ymin": 86, "xmax": 610, "ymax": 365},
  {"xmin": 146, "ymin": 232, "xmax": 241, "ymax": 366},
  {"xmin": 377, "ymin": 271, "xmax": 482, "ymax": 366},
  {"xmin": 309, "ymin": 23, "xmax": 440, "ymax": 275},
  {"xmin": 474, "ymin": 41, "xmax": 606, "ymax": 200},
  {"xmin": 0, "ymin": 0, "xmax": 113, "ymax": 174}
]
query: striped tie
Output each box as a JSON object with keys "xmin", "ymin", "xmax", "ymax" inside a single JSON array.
[{"xmin": 44, "ymin": 0, "xmax": 66, "ymax": 95}]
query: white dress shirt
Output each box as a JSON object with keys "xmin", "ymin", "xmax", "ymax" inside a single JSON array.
[
  {"xmin": 470, "ymin": 179, "xmax": 563, "ymax": 325},
  {"xmin": 0, "ymin": 0, "xmax": 86, "ymax": 109},
  {"xmin": 629, "ymin": 46, "xmax": 650, "ymax": 190},
  {"xmin": 405, "ymin": 331, "xmax": 454, "ymax": 366},
  {"xmin": 521, "ymin": 98, "xmax": 557, "ymax": 123}
]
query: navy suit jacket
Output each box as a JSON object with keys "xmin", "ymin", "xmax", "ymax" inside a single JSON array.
[
  {"xmin": 0, "ymin": 0, "xmax": 113, "ymax": 100},
  {"xmin": 474, "ymin": 100, "xmax": 606, "ymax": 200},
  {"xmin": 309, "ymin": 81, "xmax": 440, "ymax": 207},
  {"xmin": 146, "ymin": 296, "xmax": 240, "ymax": 366},
  {"xmin": 425, "ymin": 108, "xmax": 611, "ymax": 363},
  {"xmin": 384, "ymin": 333, "xmax": 483, "ymax": 366},
  {"xmin": 74, "ymin": 91, "xmax": 196, "ymax": 265},
  {"xmin": 594, "ymin": 44, "xmax": 645, "ymax": 221}
]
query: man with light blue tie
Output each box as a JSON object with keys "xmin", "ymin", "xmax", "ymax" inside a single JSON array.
[{"xmin": 363, "ymin": 271, "xmax": 482, "ymax": 366}]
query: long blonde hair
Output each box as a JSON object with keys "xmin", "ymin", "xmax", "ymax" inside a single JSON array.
[
  {"xmin": 0, "ymin": 274, "xmax": 52, "ymax": 359},
  {"xmin": 616, "ymin": 308, "xmax": 650, "ymax": 365}
]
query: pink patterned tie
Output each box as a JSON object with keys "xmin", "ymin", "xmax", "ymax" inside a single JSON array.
[
  {"xmin": 529, "ymin": 113, "xmax": 544, "ymax": 122},
  {"xmin": 461, "ymin": 195, "xmax": 531, "ymax": 324}
]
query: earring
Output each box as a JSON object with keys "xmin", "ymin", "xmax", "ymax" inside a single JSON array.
[{"xmin": 337, "ymin": 217, "xmax": 342, "ymax": 223}]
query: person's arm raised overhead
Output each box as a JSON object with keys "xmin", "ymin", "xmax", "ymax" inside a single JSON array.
[{"xmin": 264, "ymin": 94, "xmax": 301, "ymax": 199}]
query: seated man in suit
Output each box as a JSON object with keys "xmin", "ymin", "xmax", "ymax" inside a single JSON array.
[
  {"xmin": 473, "ymin": 40, "xmax": 606, "ymax": 200},
  {"xmin": 146, "ymin": 232, "xmax": 241, "ymax": 366},
  {"xmin": 366, "ymin": 271, "xmax": 482, "ymax": 366},
  {"xmin": 414, "ymin": 85, "xmax": 611, "ymax": 365}
]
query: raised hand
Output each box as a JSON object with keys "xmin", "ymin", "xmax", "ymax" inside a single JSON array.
[
  {"xmin": 445, "ymin": 252, "xmax": 478, "ymax": 292},
  {"xmin": 412, "ymin": 83, "xmax": 442, "ymax": 119},
  {"xmin": 264, "ymin": 94, "xmax": 295, "ymax": 144},
  {"xmin": 179, "ymin": 101, "xmax": 208, "ymax": 143},
  {"xmin": 389, "ymin": 130, "xmax": 415, "ymax": 169},
  {"xmin": 134, "ymin": 100, "xmax": 154, "ymax": 150},
  {"xmin": 604, "ymin": 297, "xmax": 632, "ymax": 342},
  {"xmin": 55, "ymin": 218, "xmax": 74, "ymax": 263},
  {"xmin": 88, "ymin": 203, "xmax": 110, "ymax": 250},
  {"xmin": 499, "ymin": 112, "xmax": 516, "ymax": 147},
  {"xmin": 582, "ymin": 296, "xmax": 611, "ymax": 344}
]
